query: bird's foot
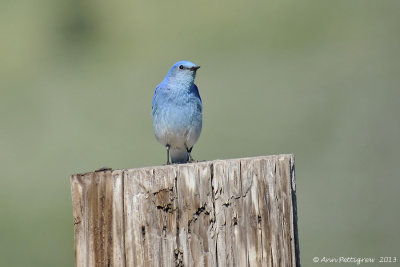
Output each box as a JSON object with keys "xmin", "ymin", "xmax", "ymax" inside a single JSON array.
[
  {"xmin": 188, "ymin": 154, "xmax": 195, "ymax": 163},
  {"xmin": 185, "ymin": 145, "xmax": 195, "ymax": 163},
  {"xmin": 165, "ymin": 144, "xmax": 171, "ymax": 165}
]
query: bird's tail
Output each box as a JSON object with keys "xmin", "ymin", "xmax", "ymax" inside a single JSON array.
[{"xmin": 170, "ymin": 148, "xmax": 189, "ymax": 163}]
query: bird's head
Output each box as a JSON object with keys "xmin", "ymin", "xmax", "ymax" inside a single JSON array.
[{"xmin": 164, "ymin": 60, "xmax": 200, "ymax": 86}]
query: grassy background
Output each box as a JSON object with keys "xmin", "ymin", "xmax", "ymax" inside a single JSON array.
[{"xmin": 1, "ymin": 0, "xmax": 399, "ymax": 265}]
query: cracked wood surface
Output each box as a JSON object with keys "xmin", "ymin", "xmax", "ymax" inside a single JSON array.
[{"xmin": 71, "ymin": 154, "xmax": 299, "ymax": 267}]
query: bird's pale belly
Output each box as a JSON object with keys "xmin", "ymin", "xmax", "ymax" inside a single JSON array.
[{"xmin": 153, "ymin": 105, "xmax": 201, "ymax": 149}]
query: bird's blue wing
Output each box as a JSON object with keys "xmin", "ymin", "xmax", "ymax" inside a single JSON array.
[
  {"xmin": 192, "ymin": 84, "xmax": 202, "ymax": 103},
  {"xmin": 152, "ymin": 85, "xmax": 160, "ymax": 115}
]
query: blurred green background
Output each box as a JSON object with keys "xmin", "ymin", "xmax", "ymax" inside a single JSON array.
[{"xmin": 1, "ymin": 0, "xmax": 399, "ymax": 266}]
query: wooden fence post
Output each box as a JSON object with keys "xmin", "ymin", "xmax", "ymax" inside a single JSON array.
[{"xmin": 71, "ymin": 154, "xmax": 299, "ymax": 267}]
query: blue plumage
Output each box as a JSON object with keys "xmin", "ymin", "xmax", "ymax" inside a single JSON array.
[{"xmin": 152, "ymin": 61, "xmax": 202, "ymax": 164}]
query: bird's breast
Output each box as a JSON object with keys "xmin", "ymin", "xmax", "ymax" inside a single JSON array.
[{"xmin": 152, "ymin": 90, "xmax": 202, "ymax": 148}]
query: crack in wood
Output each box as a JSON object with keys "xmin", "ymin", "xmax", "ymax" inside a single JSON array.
[
  {"xmin": 174, "ymin": 248, "xmax": 184, "ymax": 267},
  {"xmin": 155, "ymin": 202, "xmax": 174, "ymax": 213}
]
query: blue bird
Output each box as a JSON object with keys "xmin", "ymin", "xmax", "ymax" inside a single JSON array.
[{"xmin": 152, "ymin": 60, "xmax": 202, "ymax": 164}]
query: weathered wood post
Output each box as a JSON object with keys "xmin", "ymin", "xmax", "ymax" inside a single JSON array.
[{"xmin": 71, "ymin": 154, "xmax": 299, "ymax": 266}]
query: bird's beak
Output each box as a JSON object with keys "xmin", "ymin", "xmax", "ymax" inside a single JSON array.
[{"xmin": 190, "ymin": 66, "xmax": 200, "ymax": 71}]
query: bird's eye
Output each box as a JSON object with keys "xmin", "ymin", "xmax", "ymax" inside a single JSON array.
[{"xmin": 179, "ymin": 65, "xmax": 184, "ymax": 70}]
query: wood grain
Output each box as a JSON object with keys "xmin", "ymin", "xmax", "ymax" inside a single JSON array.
[{"xmin": 71, "ymin": 154, "xmax": 299, "ymax": 267}]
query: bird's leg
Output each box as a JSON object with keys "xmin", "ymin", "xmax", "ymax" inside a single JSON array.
[
  {"xmin": 165, "ymin": 144, "xmax": 171, "ymax": 165},
  {"xmin": 186, "ymin": 145, "xmax": 194, "ymax": 162}
]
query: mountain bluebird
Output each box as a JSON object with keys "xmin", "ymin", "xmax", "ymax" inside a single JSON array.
[{"xmin": 152, "ymin": 60, "xmax": 202, "ymax": 164}]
